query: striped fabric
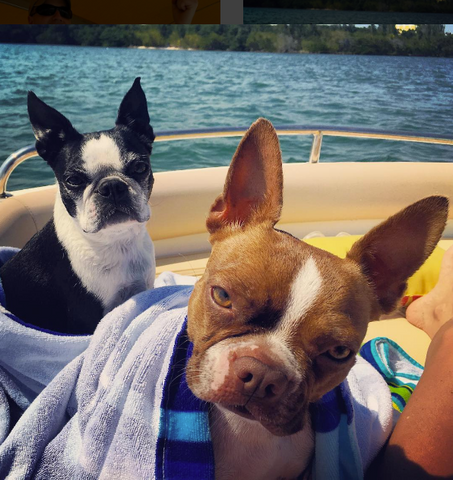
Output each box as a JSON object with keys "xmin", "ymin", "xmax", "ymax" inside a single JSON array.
[
  {"xmin": 360, "ymin": 337, "xmax": 423, "ymax": 413},
  {"xmin": 156, "ymin": 324, "xmax": 215, "ymax": 479}
]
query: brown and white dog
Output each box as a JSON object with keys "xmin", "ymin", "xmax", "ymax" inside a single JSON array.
[{"xmin": 185, "ymin": 118, "xmax": 448, "ymax": 479}]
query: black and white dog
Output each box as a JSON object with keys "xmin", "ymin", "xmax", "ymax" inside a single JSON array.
[{"xmin": 0, "ymin": 78, "xmax": 156, "ymax": 334}]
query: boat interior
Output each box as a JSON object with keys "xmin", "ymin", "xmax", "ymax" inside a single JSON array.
[{"xmin": 1, "ymin": 127, "xmax": 453, "ymax": 365}]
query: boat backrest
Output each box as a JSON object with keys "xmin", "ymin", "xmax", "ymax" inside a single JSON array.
[{"xmin": 1, "ymin": 162, "xmax": 453, "ymax": 261}]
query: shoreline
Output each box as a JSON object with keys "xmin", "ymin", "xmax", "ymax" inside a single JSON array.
[
  {"xmin": 136, "ymin": 46, "xmax": 195, "ymax": 51},
  {"xmin": 131, "ymin": 46, "xmax": 449, "ymax": 59},
  {"xmin": 243, "ymin": 7, "xmax": 453, "ymax": 23}
]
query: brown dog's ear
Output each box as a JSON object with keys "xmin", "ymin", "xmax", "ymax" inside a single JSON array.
[
  {"xmin": 207, "ymin": 118, "xmax": 283, "ymax": 234},
  {"xmin": 347, "ymin": 196, "xmax": 449, "ymax": 315}
]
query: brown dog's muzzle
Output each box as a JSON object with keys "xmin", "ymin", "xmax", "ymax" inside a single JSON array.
[{"xmin": 232, "ymin": 356, "xmax": 290, "ymax": 400}]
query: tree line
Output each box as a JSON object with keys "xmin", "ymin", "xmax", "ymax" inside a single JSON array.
[
  {"xmin": 0, "ymin": 24, "xmax": 452, "ymax": 57},
  {"xmin": 244, "ymin": 0, "xmax": 453, "ymax": 12}
]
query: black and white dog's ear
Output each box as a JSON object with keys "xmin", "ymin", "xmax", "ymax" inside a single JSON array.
[
  {"xmin": 28, "ymin": 91, "xmax": 82, "ymax": 167},
  {"xmin": 116, "ymin": 77, "xmax": 155, "ymax": 153}
]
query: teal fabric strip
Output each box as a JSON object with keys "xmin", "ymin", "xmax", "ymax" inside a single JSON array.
[
  {"xmin": 159, "ymin": 409, "xmax": 211, "ymax": 443},
  {"xmin": 369, "ymin": 337, "xmax": 423, "ymax": 381}
]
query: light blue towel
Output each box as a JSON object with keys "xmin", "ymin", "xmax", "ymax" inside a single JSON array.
[
  {"xmin": 0, "ymin": 278, "xmax": 193, "ymax": 478},
  {"xmin": 0, "ymin": 247, "xmax": 90, "ymax": 443},
  {"xmin": 0, "ymin": 259, "xmax": 421, "ymax": 479}
]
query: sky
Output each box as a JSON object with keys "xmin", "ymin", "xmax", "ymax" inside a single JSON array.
[{"xmin": 354, "ymin": 24, "xmax": 453, "ymax": 33}]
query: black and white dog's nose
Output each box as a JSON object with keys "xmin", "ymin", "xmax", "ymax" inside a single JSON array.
[{"xmin": 97, "ymin": 178, "xmax": 128, "ymax": 203}]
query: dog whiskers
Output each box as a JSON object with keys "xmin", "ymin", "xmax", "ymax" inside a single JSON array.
[{"xmin": 244, "ymin": 384, "xmax": 260, "ymax": 409}]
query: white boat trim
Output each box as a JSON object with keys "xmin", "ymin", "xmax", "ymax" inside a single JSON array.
[{"xmin": 2, "ymin": 125, "xmax": 453, "ymax": 197}]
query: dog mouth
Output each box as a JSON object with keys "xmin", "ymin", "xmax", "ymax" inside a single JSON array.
[
  {"xmin": 83, "ymin": 204, "xmax": 150, "ymax": 234},
  {"xmin": 224, "ymin": 404, "xmax": 255, "ymax": 421},
  {"xmin": 104, "ymin": 207, "xmax": 144, "ymax": 226},
  {"xmin": 221, "ymin": 402, "xmax": 306, "ymax": 437}
]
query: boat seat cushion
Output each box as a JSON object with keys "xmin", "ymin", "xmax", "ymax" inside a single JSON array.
[{"xmin": 304, "ymin": 235, "xmax": 444, "ymax": 307}]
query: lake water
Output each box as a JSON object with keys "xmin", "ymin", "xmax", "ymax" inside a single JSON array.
[
  {"xmin": 244, "ymin": 8, "xmax": 453, "ymax": 23},
  {"xmin": 1, "ymin": 43, "xmax": 452, "ymax": 191}
]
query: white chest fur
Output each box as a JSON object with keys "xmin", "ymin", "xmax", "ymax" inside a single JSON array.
[
  {"xmin": 210, "ymin": 406, "xmax": 314, "ymax": 480},
  {"xmin": 54, "ymin": 194, "xmax": 155, "ymax": 313}
]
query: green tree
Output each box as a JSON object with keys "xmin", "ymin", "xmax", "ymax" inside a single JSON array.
[
  {"xmin": 246, "ymin": 31, "xmax": 278, "ymax": 52},
  {"xmin": 98, "ymin": 26, "xmax": 135, "ymax": 48},
  {"xmin": 35, "ymin": 26, "xmax": 75, "ymax": 45},
  {"xmin": 201, "ymin": 32, "xmax": 229, "ymax": 51},
  {"xmin": 229, "ymin": 26, "xmax": 251, "ymax": 51}
]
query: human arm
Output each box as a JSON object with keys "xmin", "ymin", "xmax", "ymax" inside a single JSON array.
[{"xmin": 366, "ymin": 318, "xmax": 453, "ymax": 479}]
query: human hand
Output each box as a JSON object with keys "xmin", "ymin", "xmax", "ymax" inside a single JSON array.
[
  {"xmin": 175, "ymin": 0, "xmax": 198, "ymax": 11},
  {"xmin": 172, "ymin": 0, "xmax": 198, "ymax": 23}
]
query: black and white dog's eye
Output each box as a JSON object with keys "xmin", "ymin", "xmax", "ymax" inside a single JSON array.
[
  {"xmin": 66, "ymin": 175, "xmax": 85, "ymax": 188},
  {"xmin": 325, "ymin": 346, "xmax": 352, "ymax": 362},
  {"xmin": 131, "ymin": 161, "xmax": 149, "ymax": 175}
]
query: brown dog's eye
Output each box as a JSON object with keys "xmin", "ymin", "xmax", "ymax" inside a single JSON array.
[
  {"xmin": 211, "ymin": 286, "xmax": 232, "ymax": 308},
  {"xmin": 326, "ymin": 346, "xmax": 352, "ymax": 361}
]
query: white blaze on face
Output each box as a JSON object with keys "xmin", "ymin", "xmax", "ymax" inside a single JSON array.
[
  {"xmin": 77, "ymin": 134, "xmax": 125, "ymax": 233},
  {"xmin": 276, "ymin": 256, "xmax": 323, "ymax": 338},
  {"xmin": 209, "ymin": 343, "xmax": 235, "ymax": 392},
  {"xmin": 194, "ymin": 340, "xmax": 261, "ymax": 395},
  {"xmin": 81, "ymin": 134, "xmax": 123, "ymax": 175}
]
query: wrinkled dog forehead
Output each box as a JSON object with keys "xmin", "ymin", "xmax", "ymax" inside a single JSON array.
[
  {"xmin": 269, "ymin": 248, "xmax": 374, "ymax": 356},
  {"xmin": 81, "ymin": 134, "xmax": 124, "ymax": 175},
  {"xmin": 220, "ymin": 234, "xmax": 372, "ymax": 335},
  {"xmin": 49, "ymin": 130, "xmax": 151, "ymax": 182},
  {"xmin": 80, "ymin": 131, "xmax": 151, "ymax": 175}
]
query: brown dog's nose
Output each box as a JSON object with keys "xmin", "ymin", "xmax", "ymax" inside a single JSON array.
[{"xmin": 233, "ymin": 356, "xmax": 288, "ymax": 400}]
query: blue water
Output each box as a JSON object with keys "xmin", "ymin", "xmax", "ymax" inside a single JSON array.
[{"xmin": 1, "ymin": 43, "xmax": 452, "ymax": 191}]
